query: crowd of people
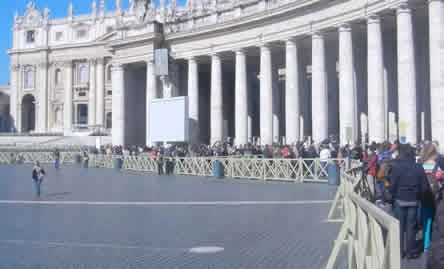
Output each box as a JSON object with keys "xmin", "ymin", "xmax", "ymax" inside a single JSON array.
[{"xmin": 360, "ymin": 141, "xmax": 444, "ymax": 267}]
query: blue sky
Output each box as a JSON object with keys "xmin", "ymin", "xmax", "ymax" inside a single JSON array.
[{"xmin": 0, "ymin": 0, "xmax": 187, "ymax": 86}]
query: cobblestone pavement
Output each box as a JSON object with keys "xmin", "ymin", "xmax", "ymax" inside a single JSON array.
[{"xmin": 0, "ymin": 164, "xmax": 346, "ymax": 269}]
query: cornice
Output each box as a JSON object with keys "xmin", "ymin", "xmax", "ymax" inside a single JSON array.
[{"xmin": 166, "ymin": 0, "xmax": 319, "ymax": 42}]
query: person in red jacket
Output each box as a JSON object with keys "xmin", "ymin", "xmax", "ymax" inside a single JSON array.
[{"xmin": 364, "ymin": 147, "xmax": 378, "ymax": 199}]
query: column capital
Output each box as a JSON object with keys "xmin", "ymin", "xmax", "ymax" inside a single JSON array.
[
  {"xmin": 396, "ymin": 2, "xmax": 411, "ymax": 14},
  {"xmin": 88, "ymin": 58, "xmax": 98, "ymax": 65},
  {"xmin": 284, "ymin": 37, "xmax": 298, "ymax": 46},
  {"xmin": 37, "ymin": 62, "xmax": 49, "ymax": 68},
  {"xmin": 311, "ymin": 31, "xmax": 324, "ymax": 39},
  {"xmin": 258, "ymin": 42, "xmax": 272, "ymax": 51},
  {"xmin": 146, "ymin": 59, "xmax": 155, "ymax": 65},
  {"xmin": 367, "ymin": 13, "xmax": 381, "ymax": 24},
  {"xmin": 338, "ymin": 23, "xmax": 352, "ymax": 32},
  {"xmin": 110, "ymin": 63, "xmax": 125, "ymax": 72},
  {"xmin": 210, "ymin": 52, "xmax": 221, "ymax": 58},
  {"xmin": 187, "ymin": 56, "xmax": 198, "ymax": 63},
  {"xmin": 234, "ymin": 48, "xmax": 246, "ymax": 55},
  {"xmin": 96, "ymin": 58, "xmax": 105, "ymax": 65},
  {"xmin": 62, "ymin": 60, "xmax": 73, "ymax": 68}
]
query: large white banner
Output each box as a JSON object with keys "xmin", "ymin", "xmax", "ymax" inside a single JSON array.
[{"xmin": 150, "ymin": 96, "xmax": 189, "ymax": 143}]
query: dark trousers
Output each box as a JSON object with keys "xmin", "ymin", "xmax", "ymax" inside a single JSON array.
[
  {"xmin": 393, "ymin": 202, "xmax": 418, "ymax": 257},
  {"xmin": 157, "ymin": 162, "xmax": 163, "ymax": 175}
]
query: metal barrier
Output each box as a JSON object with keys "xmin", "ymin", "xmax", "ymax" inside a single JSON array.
[
  {"xmin": 0, "ymin": 151, "xmax": 75, "ymax": 164},
  {"xmin": 0, "ymin": 151, "xmax": 350, "ymax": 183},
  {"xmin": 326, "ymin": 165, "xmax": 401, "ymax": 269}
]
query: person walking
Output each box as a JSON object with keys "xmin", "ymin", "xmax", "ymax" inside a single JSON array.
[
  {"xmin": 83, "ymin": 151, "xmax": 89, "ymax": 168},
  {"xmin": 54, "ymin": 148, "xmax": 60, "ymax": 169},
  {"xmin": 156, "ymin": 152, "xmax": 164, "ymax": 175},
  {"xmin": 389, "ymin": 144, "xmax": 428, "ymax": 259},
  {"xmin": 32, "ymin": 161, "xmax": 46, "ymax": 197}
]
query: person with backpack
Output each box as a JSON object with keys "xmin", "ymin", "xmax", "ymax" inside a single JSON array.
[
  {"xmin": 32, "ymin": 161, "xmax": 46, "ymax": 197},
  {"xmin": 428, "ymin": 194, "xmax": 444, "ymax": 268},
  {"xmin": 421, "ymin": 144, "xmax": 444, "ymax": 231},
  {"xmin": 375, "ymin": 143, "xmax": 393, "ymax": 205},
  {"xmin": 388, "ymin": 144, "xmax": 429, "ymax": 259}
]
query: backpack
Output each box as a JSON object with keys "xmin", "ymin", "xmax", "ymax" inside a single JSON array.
[
  {"xmin": 376, "ymin": 156, "xmax": 392, "ymax": 187},
  {"xmin": 425, "ymin": 164, "xmax": 443, "ymax": 201}
]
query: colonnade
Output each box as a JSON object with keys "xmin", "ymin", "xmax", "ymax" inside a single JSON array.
[
  {"xmin": 105, "ymin": 1, "xmax": 444, "ymax": 148},
  {"xmin": 179, "ymin": 1, "xmax": 442, "ymax": 147}
]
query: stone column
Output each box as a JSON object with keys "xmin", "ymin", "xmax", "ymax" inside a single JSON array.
[
  {"xmin": 146, "ymin": 59, "xmax": 158, "ymax": 146},
  {"xmin": 397, "ymin": 3, "xmax": 417, "ymax": 144},
  {"xmin": 367, "ymin": 15, "xmax": 386, "ymax": 143},
  {"xmin": 88, "ymin": 59, "xmax": 96, "ymax": 126},
  {"xmin": 338, "ymin": 24, "xmax": 357, "ymax": 145},
  {"xmin": 111, "ymin": 63, "xmax": 125, "ymax": 146},
  {"xmin": 429, "ymin": 0, "xmax": 444, "ymax": 148},
  {"xmin": 272, "ymin": 59, "xmax": 280, "ymax": 144},
  {"xmin": 235, "ymin": 49, "xmax": 248, "ymax": 146},
  {"xmin": 188, "ymin": 57, "xmax": 200, "ymax": 144},
  {"xmin": 96, "ymin": 58, "xmax": 105, "ymax": 126},
  {"xmin": 9, "ymin": 64, "xmax": 19, "ymax": 132},
  {"xmin": 311, "ymin": 32, "xmax": 328, "ymax": 142},
  {"xmin": 210, "ymin": 53, "xmax": 223, "ymax": 144},
  {"xmin": 285, "ymin": 38, "xmax": 300, "ymax": 145},
  {"xmin": 63, "ymin": 61, "xmax": 73, "ymax": 132},
  {"xmin": 260, "ymin": 44, "xmax": 273, "ymax": 145}
]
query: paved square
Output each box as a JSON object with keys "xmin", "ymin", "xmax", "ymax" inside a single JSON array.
[{"xmin": 0, "ymin": 164, "xmax": 345, "ymax": 269}]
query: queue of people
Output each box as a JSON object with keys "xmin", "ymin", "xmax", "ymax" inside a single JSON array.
[{"xmin": 362, "ymin": 141, "xmax": 444, "ymax": 267}]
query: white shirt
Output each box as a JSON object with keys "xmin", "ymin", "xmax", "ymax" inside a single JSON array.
[{"xmin": 320, "ymin": 149, "xmax": 331, "ymax": 162}]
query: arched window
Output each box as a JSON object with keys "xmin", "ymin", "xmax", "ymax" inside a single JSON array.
[
  {"xmin": 79, "ymin": 66, "xmax": 89, "ymax": 84},
  {"xmin": 55, "ymin": 69, "xmax": 62, "ymax": 85},
  {"xmin": 107, "ymin": 65, "xmax": 112, "ymax": 82},
  {"xmin": 25, "ymin": 70, "xmax": 34, "ymax": 88}
]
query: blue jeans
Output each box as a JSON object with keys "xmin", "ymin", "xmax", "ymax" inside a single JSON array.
[
  {"xmin": 55, "ymin": 158, "xmax": 59, "ymax": 168},
  {"xmin": 33, "ymin": 179, "xmax": 41, "ymax": 196},
  {"xmin": 393, "ymin": 202, "xmax": 418, "ymax": 257}
]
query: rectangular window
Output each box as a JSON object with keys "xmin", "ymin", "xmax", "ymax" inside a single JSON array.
[
  {"xmin": 77, "ymin": 30, "xmax": 87, "ymax": 39},
  {"xmin": 26, "ymin": 31, "xmax": 35, "ymax": 43},
  {"xmin": 79, "ymin": 91, "xmax": 86, "ymax": 97},
  {"xmin": 25, "ymin": 71, "xmax": 34, "ymax": 88},
  {"xmin": 55, "ymin": 32, "xmax": 63, "ymax": 41},
  {"xmin": 107, "ymin": 90, "xmax": 112, "ymax": 96},
  {"xmin": 106, "ymin": 26, "xmax": 113, "ymax": 33}
]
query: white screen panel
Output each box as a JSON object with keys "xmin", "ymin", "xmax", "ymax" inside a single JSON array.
[{"xmin": 150, "ymin": 96, "xmax": 189, "ymax": 142}]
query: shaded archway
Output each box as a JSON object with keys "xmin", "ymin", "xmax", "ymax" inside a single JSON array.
[
  {"xmin": 0, "ymin": 92, "xmax": 10, "ymax": 132},
  {"xmin": 22, "ymin": 94, "xmax": 36, "ymax": 132}
]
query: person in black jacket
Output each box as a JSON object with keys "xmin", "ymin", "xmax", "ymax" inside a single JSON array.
[{"xmin": 389, "ymin": 144, "xmax": 428, "ymax": 259}]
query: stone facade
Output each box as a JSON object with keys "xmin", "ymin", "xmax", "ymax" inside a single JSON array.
[{"xmin": 8, "ymin": 0, "xmax": 444, "ymax": 147}]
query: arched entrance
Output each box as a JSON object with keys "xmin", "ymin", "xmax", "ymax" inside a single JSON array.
[
  {"xmin": 22, "ymin": 94, "xmax": 36, "ymax": 132},
  {"xmin": 0, "ymin": 92, "xmax": 10, "ymax": 132}
]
